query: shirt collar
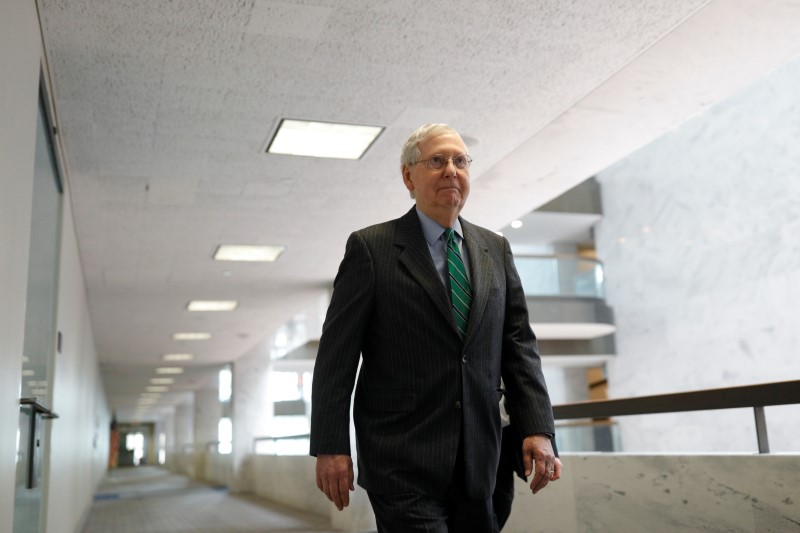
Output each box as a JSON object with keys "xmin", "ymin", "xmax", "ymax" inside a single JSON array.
[{"xmin": 415, "ymin": 207, "xmax": 464, "ymax": 245}]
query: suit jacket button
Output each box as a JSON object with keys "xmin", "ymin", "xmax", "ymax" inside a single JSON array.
[
  {"xmin": 461, "ymin": 354, "xmax": 467, "ymax": 363},
  {"xmin": 455, "ymin": 401, "xmax": 462, "ymax": 409}
]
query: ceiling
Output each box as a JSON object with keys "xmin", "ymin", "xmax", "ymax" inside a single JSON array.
[{"xmin": 36, "ymin": 0, "xmax": 800, "ymax": 421}]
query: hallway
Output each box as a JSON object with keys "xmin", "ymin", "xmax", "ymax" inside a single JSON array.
[{"xmin": 83, "ymin": 467, "xmax": 342, "ymax": 533}]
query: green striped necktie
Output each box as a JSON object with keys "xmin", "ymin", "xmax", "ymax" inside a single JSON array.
[{"xmin": 445, "ymin": 228, "xmax": 472, "ymax": 339}]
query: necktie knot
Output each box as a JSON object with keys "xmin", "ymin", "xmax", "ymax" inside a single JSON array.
[{"xmin": 444, "ymin": 228, "xmax": 456, "ymax": 244}]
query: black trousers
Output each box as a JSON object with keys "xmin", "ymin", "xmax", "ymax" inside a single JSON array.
[
  {"xmin": 366, "ymin": 434, "xmax": 499, "ymax": 533},
  {"xmin": 367, "ymin": 490, "xmax": 497, "ymax": 533}
]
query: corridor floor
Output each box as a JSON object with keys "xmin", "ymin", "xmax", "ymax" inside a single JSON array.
[{"xmin": 82, "ymin": 466, "xmax": 342, "ymax": 532}]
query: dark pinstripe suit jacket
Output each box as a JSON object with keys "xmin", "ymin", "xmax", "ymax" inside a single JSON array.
[{"xmin": 310, "ymin": 207, "xmax": 554, "ymax": 499}]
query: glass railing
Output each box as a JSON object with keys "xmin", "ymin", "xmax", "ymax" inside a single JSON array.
[
  {"xmin": 513, "ymin": 254, "xmax": 605, "ymax": 299},
  {"xmin": 253, "ymin": 434, "xmax": 310, "ymax": 456},
  {"xmin": 555, "ymin": 420, "xmax": 620, "ymax": 452}
]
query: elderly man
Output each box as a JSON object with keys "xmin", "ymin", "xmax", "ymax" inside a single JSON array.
[{"xmin": 310, "ymin": 124, "xmax": 560, "ymax": 532}]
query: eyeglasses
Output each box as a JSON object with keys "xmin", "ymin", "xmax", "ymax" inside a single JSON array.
[{"xmin": 414, "ymin": 154, "xmax": 473, "ymax": 170}]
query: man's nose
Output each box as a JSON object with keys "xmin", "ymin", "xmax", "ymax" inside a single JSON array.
[{"xmin": 443, "ymin": 158, "xmax": 458, "ymax": 176}]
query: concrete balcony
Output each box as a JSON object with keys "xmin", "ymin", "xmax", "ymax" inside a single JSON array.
[{"xmin": 515, "ymin": 254, "xmax": 616, "ymax": 366}]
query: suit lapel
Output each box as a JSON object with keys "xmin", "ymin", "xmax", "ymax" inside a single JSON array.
[
  {"xmin": 461, "ymin": 219, "xmax": 493, "ymax": 348},
  {"xmin": 395, "ymin": 208, "xmax": 458, "ymax": 333}
]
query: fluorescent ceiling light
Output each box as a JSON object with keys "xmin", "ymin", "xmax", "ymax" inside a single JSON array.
[
  {"xmin": 141, "ymin": 392, "xmax": 162, "ymax": 398},
  {"xmin": 187, "ymin": 300, "xmax": 238, "ymax": 312},
  {"xmin": 146, "ymin": 386, "xmax": 169, "ymax": 392},
  {"xmin": 155, "ymin": 367, "xmax": 184, "ymax": 375},
  {"xmin": 173, "ymin": 332, "xmax": 211, "ymax": 340},
  {"xmin": 138, "ymin": 398, "xmax": 158, "ymax": 404},
  {"xmin": 214, "ymin": 244, "xmax": 285, "ymax": 262},
  {"xmin": 510, "ymin": 220, "xmax": 523, "ymax": 229},
  {"xmin": 161, "ymin": 353, "xmax": 194, "ymax": 362},
  {"xmin": 150, "ymin": 377, "xmax": 175, "ymax": 385},
  {"xmin": 267, "ymin": 119, "xmax": 383, "ymax": 160}
]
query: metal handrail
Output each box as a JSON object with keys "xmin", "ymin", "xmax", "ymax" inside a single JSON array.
[
  {"xmin": 252, "ymin": 433, "xmax": 310, "ymax": 453},
  {"xmin": 553, "ymin": 380, "xmax": 800, "ymax": 453},
  {"xmin": 514, "ymin": 253, "xmax": 604, "ymax": 266}
]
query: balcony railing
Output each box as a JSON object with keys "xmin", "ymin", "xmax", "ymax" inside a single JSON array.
[
  {"xmin": 554, "ymin": 380, "xmax": 800, "ymax": 453},
  {"xmin": 253, "ymin": 434, "xmax": 310, "ymax": 456},
  {"xmin": 251, "ymin": 382, "xmax": 799, "ymax": 456},
  {"xmin": 513, "ymin": 254, "xmax": 605, "ymax": 299}
]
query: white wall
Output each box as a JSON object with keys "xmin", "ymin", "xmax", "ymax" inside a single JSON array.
[
  {"xmin": 171, "ymin": 401, "xmax": 195, "ymax": 476},
  {"xmin": 1, "ymin": 3, "xmax": 110, "ymax": 531},
  {"xmin": 230, "ymin": 339, "xmax": 272, "ymax": 493},
  {"xmin": 158, "ymin": 410, "xmax": 175, "ymax": 468},
  {"xmin": 595, "ymin": 55, "xmax": 800, "ymax": 452},
  {"xmin": 0, "ymin": 1, "xmax": 49, "ymax": 531},
  {"xmin": 173, "ymin": 401, "xmax": 194, "ymax": 453},
  {"xmin": 194, "ymin": 387, "xmax": 221, "ymax": 450},
  {"xmin": 44, "ymin": 192, "xmax": 110, "ymax": 533},
  {"xmin": 252, "ymin": 455, "xmax": 376, "ymax": 533},
  {"xmin": 193, "ymin": 387, "xmax": 222, "ymax": 481}
]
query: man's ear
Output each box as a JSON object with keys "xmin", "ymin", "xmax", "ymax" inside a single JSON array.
[{"xmin": 401, "ymin": 165, "xmax": 414, "ymax": 193}]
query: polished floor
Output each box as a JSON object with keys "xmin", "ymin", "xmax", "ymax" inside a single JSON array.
[{"xmin": 83, "ymin": 466, "xmax": 342, "ymax": 532}]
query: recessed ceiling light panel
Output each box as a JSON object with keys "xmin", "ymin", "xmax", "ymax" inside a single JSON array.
[
  {"xmin": 267, "ymin": 119, "xmax": 383, "ymax": 160},
  {"xmin": 155, "ymin": 367, "xmax": 184, "ymax": 375},
  {"xmin": 161, "ymin": 353, "xmax": 194, "ymax": 362},
  {"xmin": 214, "ymin": 244, "xmax": 285, "ymax": 262},
  {"xmin": 187, "ymin": 300, "xmax": 238, "ymax": 312},
  {"xmin": 173, "ymin": 332, "xmax": 212, "ymax": 340},
  {"xmin": 150, "ymin": 377, "xmax": 175, "ymax": 384}
]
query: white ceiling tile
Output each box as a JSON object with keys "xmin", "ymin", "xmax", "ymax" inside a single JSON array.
[
  {"xmin": 35, "ymin": 0, "xmax": 800, "ymax": 420},
  {"xmin": 246, "ymin": 1, "xmax": 333, "ymax": 39}
]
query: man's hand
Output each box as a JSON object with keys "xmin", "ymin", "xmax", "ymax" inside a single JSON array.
[
  {"xmin": 522, "ymin": 434, "xmax": 562, "ymax": 494},
  {"xmin": 315, "ymin": 454, "xmax": 354, "ymax": 510}
]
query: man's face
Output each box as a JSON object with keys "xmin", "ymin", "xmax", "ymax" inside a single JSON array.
[{"xmin": 402, "ymin": 133, "xmax": 470, "ymax": 219}]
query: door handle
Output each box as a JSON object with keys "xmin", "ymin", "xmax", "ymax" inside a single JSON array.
[
  {"xmin": 19, "ymin": 397, "xmax": 59, "ymax": 419},
  {"xmin": 19, "ymin": 398, "xmax": 58, "ymax": 489}
]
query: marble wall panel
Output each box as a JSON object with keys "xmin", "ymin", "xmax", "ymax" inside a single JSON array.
[
  {"xmin": 503, "ymin": 454, "xmax": 800, "ymax": 533},
  {"xmin": 595, "ymin": 53, "xmax": 800, "ymax": 452}
]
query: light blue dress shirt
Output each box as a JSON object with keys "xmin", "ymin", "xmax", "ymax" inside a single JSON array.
[{"xmin": 415, "ymin": 207, "xmax": 471, "ymax": 287}]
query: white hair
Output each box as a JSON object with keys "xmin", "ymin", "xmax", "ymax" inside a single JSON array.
[
  {"xmin": 400, "ymin": 124, "xmax": 463, "ymax": 199},
  {"xmin": 400, "ymin": 123, "xmax": 461, "ymax": 167}
]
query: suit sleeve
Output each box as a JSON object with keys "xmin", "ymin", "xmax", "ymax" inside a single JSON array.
[
  {"xmin": 309, "ymin": 231, "xmax": 375, "ymax": 457},
  {"xmin": 499, "ymin": 237, "xmax": 556, "ymax": 441}
]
